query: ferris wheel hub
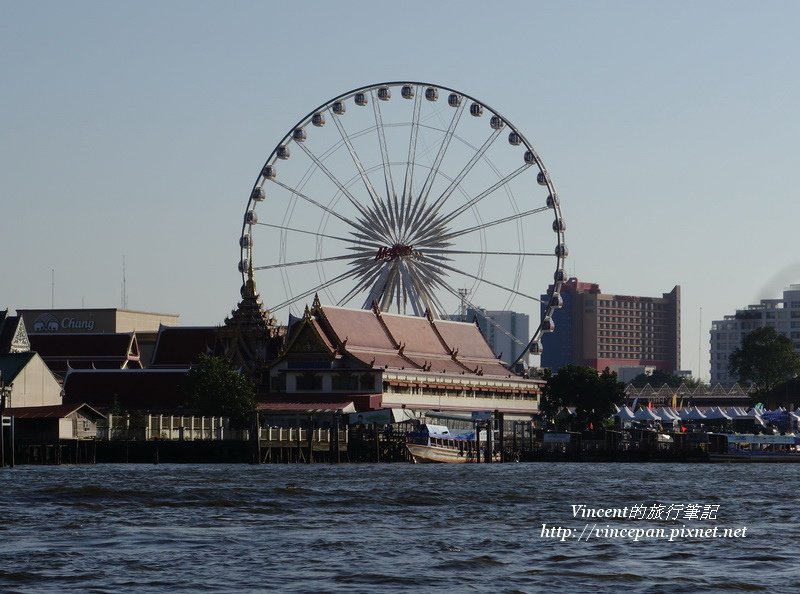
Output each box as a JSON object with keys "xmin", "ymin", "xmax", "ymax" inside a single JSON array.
[{"xmin": 375, "ymin": 244, "xmax": 415, "ymax": 262}]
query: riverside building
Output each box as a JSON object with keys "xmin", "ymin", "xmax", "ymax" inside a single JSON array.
[
  {"xmin": 16, "ymin": 308, "xmax": 179, "ymax": 366},
  {"xmin": 710, "ymin": 285, "xmax": 800, "ymax": 385},
  {"xmin": 540, "ymin": 278, "xmax": 680, "ymax": 374},
  {"xmin": 446, "ymin": 308, "xmax": 530, "ymax": 367}
]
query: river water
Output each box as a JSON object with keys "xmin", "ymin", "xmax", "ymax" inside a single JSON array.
[{"xmin": 0, "ymin": 463, "xmax": 797, "ymax": 593}]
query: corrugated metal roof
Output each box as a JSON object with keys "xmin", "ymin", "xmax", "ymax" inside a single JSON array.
[
  {"xmin": 0, "ymin": 352, "xmax": 36, "ymax": 384},
  {"xmin": 6, "ymin": 403, "xmax": 105, "ymax": 420}
]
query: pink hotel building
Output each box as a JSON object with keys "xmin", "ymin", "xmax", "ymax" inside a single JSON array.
[{"xmin": 541, "ymin": 278, "xmax": 680, "ymax": 374}]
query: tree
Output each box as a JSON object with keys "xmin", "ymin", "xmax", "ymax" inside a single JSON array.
[
  {"xmin": 540, "ymin": 365, "xmax": 625, "ymax": 431},
  {"xmin": 184, "ymin": 354, "xmax": 256, "ymax": 428},
  {"xmin": 629, "ymin": 370, "xmax": 706, "ymax": 394},
  {"xmin": 729, "ymin": 326, "xmax": 800, "ymax": 398},
  {"xmin": 630, "ymin": 369, "xmax": 683, "ymax": 388}
]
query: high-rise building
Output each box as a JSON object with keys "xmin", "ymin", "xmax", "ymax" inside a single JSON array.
[
  {"xmin": 710, "ymin": 285, "xmax": 800, "ymax": 385},
  {"xmin": 443, "ymin": 308, "xmax": 530, "ymax": 367},
  {"xmin": 540, "ymin": 278, "xmax": 680, "ymax": 374},
  {"xmin": 466, "ymin": 308, "xmax": 530, "ymax": 367}
]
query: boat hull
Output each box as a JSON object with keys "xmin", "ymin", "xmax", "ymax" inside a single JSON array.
[
  {"xmin": 406, "ymin": 443, "xmax": 498, "ymax": 463},
  {"xmin": 709, "ymin": 452, "xmax": 800, "ymax": 463}
]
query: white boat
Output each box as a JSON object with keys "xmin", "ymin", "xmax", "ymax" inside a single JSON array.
[
  {"xmin": 405, "ymin": 424, "xmax": 499, "ymax": 463},
  {"xmin": 708, "ymin": 433, "xmax": 800, "ymax": 462}
]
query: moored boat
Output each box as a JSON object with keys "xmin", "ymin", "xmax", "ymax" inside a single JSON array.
[
  {"xmin": 405, "ymin": 424, "xmax": 499, "ymax": 463},
  {"xmin": 708, "ymin": 433, "xmax": 800, "ymax": 462}
]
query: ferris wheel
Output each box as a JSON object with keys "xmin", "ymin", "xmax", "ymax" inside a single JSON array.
[{"xmin": 239, "ymin": 82, "xmax": 566, "ymax": 364}]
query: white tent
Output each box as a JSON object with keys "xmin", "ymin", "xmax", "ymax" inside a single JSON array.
[
  {"xmin": 678, "ymin": 407, "xmax": 707, "ymax": 421},
  {"xmin": 702, "ymin": 407, "xmax": 732, "ymax": 421},
  {"xmin": 634, "ymin": 407, "xmax": 661, "ymax": 421},
  {"xmin": 654, "ymin": 407, "xmax": 680, "ymax": 421},
  {"xmin": 613, "ymin": 406, "xmax": 636, "ymax": 420}
]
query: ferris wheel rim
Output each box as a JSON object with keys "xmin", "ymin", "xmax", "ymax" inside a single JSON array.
[{"xmin": 240, "ymin": 81, "xmax": 567, "ymax": 366}]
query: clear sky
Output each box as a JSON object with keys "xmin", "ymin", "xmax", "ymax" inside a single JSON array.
[{"xmin": 3, "ymin": 1, "xmax": 799, "ymax": 380}]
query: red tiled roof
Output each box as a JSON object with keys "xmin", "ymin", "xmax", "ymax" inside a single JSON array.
[
  {"xmin": 63, "ymin": 368, "xmax": 189, "ymax": 411},
  {"xmin": 380, "ymin": 313, "xmax": 449, "ymax": 356},
  {"xmin": 6, "ymin": 403, "xmax": 105, "ymax": 420},
  {"xmin": 318, "ymin": 306, "xmax": 396, "ymax": 350},
  {"xmin": 305, "ymin": 304, "xmax": 514, "ymax": 378},
  {"xmin": 433, "ymin": 319, "xmax": 497, "ymax": 359},
  {"xmin": 346, "ymin": 347, "xmax": 416, "ymax": 370},
  {"xmin": 29, "ymin": 333, "xmax": 141, "ymax": 375},
  {"xmin": 258, "ymin": 392, "xmax": 381, "ymax": 413},
  {"xmin": 150, "ymin": 326, "xmax": 217, "ymax": 367},
  {"xmin": 29, "ymin": 333, "xmax": 137, "ymax": 357}
]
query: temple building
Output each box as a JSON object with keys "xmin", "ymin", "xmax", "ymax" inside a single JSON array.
[{"xmin": 262, "ymin": 297, "xmax": 542, "ymax": 419}]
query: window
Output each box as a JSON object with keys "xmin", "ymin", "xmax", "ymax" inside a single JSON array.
[
  {"xmin": 359, "ymin": 374, "xmax": 374, "ymax": 391},
  {"xmin": 332, "ymin": 374, "xmax": 359, "ymax": 391},
  {"xmin": 296, "ymin": 373, "xmax": 322, "ymax": 391}
]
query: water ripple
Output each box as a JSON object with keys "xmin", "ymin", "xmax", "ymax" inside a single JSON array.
[{"xmin": 0, "ymin": 463, "xmax": 797, "ymax": 592}]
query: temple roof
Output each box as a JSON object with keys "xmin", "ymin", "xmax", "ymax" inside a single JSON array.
[
  {"xmin": 7, "ymin": 403, "xmax": 105, "ymax": 420},
  {"xmin": 62, "ymin": 368, "xmax": 189, "ymax": 411},
  {"xmin": 150, "ymin": 325, "xmax": 217, "ymax": 367},
  {"xmin": 29, "ymin": 332, "xmax": 141, "ymax": 376},
  {"xmin": 287, "ymin": 299, "xmax": 514, "ymax": 378}
]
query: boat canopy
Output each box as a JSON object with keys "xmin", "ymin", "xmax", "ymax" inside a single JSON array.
[{"xmin": 420, "ymin": 424, "xmax": 451, "ymax": 437}]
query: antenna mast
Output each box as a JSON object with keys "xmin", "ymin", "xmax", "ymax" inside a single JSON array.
[
  {"xmin": 458, "ymin": 288, "xmax": 470, "ymax": 321},
  {"xmin": 121, "ymin": 256, "xmax": 128, "ymax": 309}
]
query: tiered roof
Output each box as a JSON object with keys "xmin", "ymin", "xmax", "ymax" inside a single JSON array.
[
  {"xmin": 62, "ymin": 368, "xmax": 189, "ymax": 411},
  {"xmin": 289, "ymin": 299, "xmax": 513, "ymax": 378},
  {"xmin": 28, "ymin": 332, "xmax": 141, "ymax": 377},
  {"xmin": 150, "ymin": 325, "xmax": 217, "ymax": 367}
]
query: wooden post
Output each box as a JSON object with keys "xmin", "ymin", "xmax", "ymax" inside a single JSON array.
[
  {"xmin": 512, "ymin": 421, "xmax": 517, "ymax": 459},
  {"xmin": 333, "ymin": 412, "xmax": 341, "ymax": 463},
  {"xmin": 250, "ymin": 411, "xmax": 261, "ymax": 465},
  {"xmin": 484, "ymin": 421, "xmax": 492, "ymax": 463},
  {"xmin": 295, "ymin": 415, "xmax": 302, "ymax": 463},
  {"xmin": 497, "ymin": 411, "xmax": 505, "ymax": 463},
  {"xmin": 475, "ymin": 422, "xmax": 481, "ymax": 463},
  {"xmin": 9, "ymin": 416, "xmax": 15, "ymax": 467},
  {"xmin": 306, "ymin": 415, "xmax": 314, "ymax": 464}
]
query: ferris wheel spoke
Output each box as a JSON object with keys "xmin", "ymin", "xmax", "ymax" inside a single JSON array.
[
  {"xmin": 255, "ymin": 221, "xmax": 379, "ymax": 248},
  {"xmin": 440, "ymin": 282, "xmax": 527, "ymax": 354},
  {"xmin": 433, "ymin": 205, "xmax": 551, "ymax": 244},
  {"xmin": 407, "ymin": 99, "xmax": 466, "ymax": 231},
  {"xmin": 327, "ymin": 108, "xmax": 395, "ymax": 237},
  {"xmin": 370, "ymin": 89, "xmax": 398, "ymax": 229},
  {"xmin": 408, "ymin": 126, "xmax": 502, "ymax": 238},
  {"xmin": 377, "ymin": 265, "xmax": 402, "ymax": 311},
  {"xmin": 435, "ymin": 164, "xmax": 530, "ymax": 229},
  {"xmin": 421, "ymin": 249, "xmax": 548, "ymax": 257},
  {"xmin": 408, "ymin": 264, "xmax": 450, "ymax": 314},
  {"xmin": 270, "ymin": 267, "xmax": 363, "ymax": 313},
  {"xmin": 432, "ymin": 258, "xmax": 542, "ymax": 303},
  {"xmin": 340, "ymin": 264, "xmax": 388, "ymax": 308},
  {"xmin": 271, "ymin": 179, "xmax": 378, "ymax": 240},
  {"xmin": 293, "ymin": 140, "xmax": 391, "ymax": 235},
  {"xmin": 400, "ymin": 89, "xmax": 423, "ymax": 234},
  {"xmin": 254, "ymin": 252, "xmax": 363, "ymax": 271}
]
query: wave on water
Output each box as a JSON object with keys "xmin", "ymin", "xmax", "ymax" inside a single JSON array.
[{"xmin": 1, "ymin": 463, "xmax": 799, "ymax": 593}]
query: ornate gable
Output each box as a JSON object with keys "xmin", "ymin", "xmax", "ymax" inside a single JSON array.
[
  {"xmin": 290, "ymin": 323, "xmax": 333, "ymax": 358},
  {"xmin": 9, "ymin": 317, "xmax": 30, "ymax": 353}
]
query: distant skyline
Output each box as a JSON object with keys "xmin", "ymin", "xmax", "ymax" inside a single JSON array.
[{"xmin": 3, "ymin": 1, "xmax": 799, "ymax": 381}]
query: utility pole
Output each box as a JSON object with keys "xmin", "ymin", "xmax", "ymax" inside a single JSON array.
[{"xmin": 0, "ymin": 372, "xmax": 6, "ymax": 468}]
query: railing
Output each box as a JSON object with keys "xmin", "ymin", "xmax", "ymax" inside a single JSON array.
[
  {"xmin": 258, "ymin": 426, "xmax": 348, "ymax": 445},
  {"xmin": 97, "ymin": 414, "xmax": 240, "ymax": 441}
]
